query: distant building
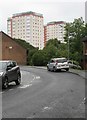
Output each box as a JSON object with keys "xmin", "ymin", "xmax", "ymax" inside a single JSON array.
[
  {"xmin": 85, "ymin": 1, "xmax": 87, "ymax": 23},
  {"xmin": 44, "ymin": 21, "xmax": 66, "ymax": 46},
  {"xmin": 0, "ymin": 31, "xmax": 27, "ymax": 65},
  {"xmin": 7, "ymin": 11, "xmax": 44, "ymax": 50}
]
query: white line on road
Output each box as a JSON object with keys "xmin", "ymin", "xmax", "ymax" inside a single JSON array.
[
  {"xmin": 42, "ymin": 106, "xmax": 53, "ymax": 112},
  {"xmin": 35, "ymin": 76, "xmax": 40, "ymax": 79},
  {"xmin": 0, "ymin": 91, "xmax": 4, "ymax": 94},
  {"xmin": 9, "ymin": 89, "xmax": 14, "ymax": 91},
  {"xmin": 19, "ymin": 84, "xmax": 32, "ymax": 89}
]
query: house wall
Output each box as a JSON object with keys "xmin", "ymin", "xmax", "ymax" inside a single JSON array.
[
  {"xmin": 83, "ymin": 42, "xmax": 87, "ymax": 70},
  {"xmin": 1, "ymin": 32, "xmax": 27, "ymax": 65}
]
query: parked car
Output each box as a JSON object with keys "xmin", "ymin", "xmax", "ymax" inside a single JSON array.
[
  {"xmin": 47, "ymin": 58, "xmax": 69, "ymax": 72},
  {"xmin": 0, "ymin": 60, "xmax": 21, "ymax": 89}
]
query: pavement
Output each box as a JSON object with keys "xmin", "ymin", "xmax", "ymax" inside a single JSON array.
[
  {"xmin": 69, "ymin": 68, "xmax": 87, "ymax": 79},
  {"xmin": 28, "ymin": 66, "xmax": 87, "ymax": 80}
]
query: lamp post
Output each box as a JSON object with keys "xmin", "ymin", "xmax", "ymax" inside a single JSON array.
[{"xmin": 68, "ymin": 32, "xmax": 69, "ymax": 61}]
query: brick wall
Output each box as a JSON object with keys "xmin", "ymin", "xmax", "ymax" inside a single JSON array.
[
  {"xmin": 83, "ymin": 41, "xmax": 87, "ymax": 70},
  {"xmin": 1, "ymin": 32, "xmax": 27, "ymax": 65}
]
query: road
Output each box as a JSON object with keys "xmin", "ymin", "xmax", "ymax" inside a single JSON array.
[{"xmin": 1, "ymin": 66, "xmax": 85, "ymax": 119}]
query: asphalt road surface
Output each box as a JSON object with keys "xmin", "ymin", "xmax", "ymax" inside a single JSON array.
[{"xmin": 1, "ymin": 66, "xmax": 85, "ymax": 118}]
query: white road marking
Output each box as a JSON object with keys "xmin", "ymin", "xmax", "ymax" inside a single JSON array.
[
  {"xmin": 1, "ymin": 73, "xmax": 40, "ymax": 93},
  {"xmin": 42, "ymin": 106, "xmax": 52, "ymax": 112},
  {"xmin": 27, "ymin": 115, "xmax": 35, "ymax": 119},
  {"xmin": 0, "ymin": 91, "xmax": 4, "ymax": 94},
  {"xmin": 35, "ymin": 76, "xmax": 40, "ymax": 79},
  {"xmin": 9, "ymin": 89, "xmax": 14, "ymax": 91},
  {"xmin": 19, "ymin": 84, "xmax": 32, "ymax": 89},
  {"xmin": 29, "ymin": 75, "xmax": 36, "ymax": 83}
]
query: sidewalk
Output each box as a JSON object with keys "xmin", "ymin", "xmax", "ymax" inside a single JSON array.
[{"xmin": 69, "ymin": 68, "xmax": 86, "ymax": 79}]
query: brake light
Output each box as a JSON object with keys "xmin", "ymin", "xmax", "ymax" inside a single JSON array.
[{"xmin": 56, "ymin": 60, "xmax": 58, "ymax": 65}]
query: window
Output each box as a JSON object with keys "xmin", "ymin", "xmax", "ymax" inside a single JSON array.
[
  {"xmin": 12, "ymin": 61, "xmax": 17, "ymax": 67},
  {"xmin": 50, "ymin": 60, "xmax": 55, "ymax": 63}
]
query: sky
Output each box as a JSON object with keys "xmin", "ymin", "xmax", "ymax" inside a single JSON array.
[{"xmin": 0, "ymin": 0, "xmax": 86, "ymax": 33}]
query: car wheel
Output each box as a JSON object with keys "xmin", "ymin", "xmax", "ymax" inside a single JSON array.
[
  {"xmin": 65, "ymin": 68, "xmax": 69, "ymax": 71},
  {"xmin": 58, "ymin": 69, "xmax": 61, "ymax": 72},
  {"xmin": 47, "ymin": 66, "xmax": 50, "ymax": 71},
  {"xmin": 15, "ymin": 74, "xmax": 21, "ymax": 85},
  {"xmin": 3, "ymin": 77, "xmax": 8, "ymax": 89},
  {"xmin": 53, "ymin": 66, "xmax": 56, "ymax": 72}
]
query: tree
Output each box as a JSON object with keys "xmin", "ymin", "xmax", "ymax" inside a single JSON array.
[
  {"xmin": 45, "ymin": 38, "xmax": 60, "ymax": 48},
  {"xmin": 64, "ymin": 17, "xmax": 86, "ymax": 65},
  {"xmin": 44, "ymin": 44, "xmax": 58, "ymax": 60},
  {"xmin": 32, "ymin": 50, "xmax": 47, "ymax": 66},
  {"xmin": 13, "ymin": 38, "xmax": 38, "ymax": 65},
  {"xmin": 27, "ymin": 49, "xmax": 38, "ymax": 65}
]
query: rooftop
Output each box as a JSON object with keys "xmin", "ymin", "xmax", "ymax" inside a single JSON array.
[
  {"xmin": 47, "ymin": 21, "xmax": 65, "ymax": 25},
  {"xmin": 12, "ymin": 11, "xmax": 43, "ymax": 17}
]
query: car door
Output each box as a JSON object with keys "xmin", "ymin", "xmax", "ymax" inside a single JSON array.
[
  {"xmin": 11, "ymin": 61, "xmax": 18, "ymax": 80},
  {"xmin": 6, "ymin": 61, "xmax": 17, "ymax": 82},
  {"xmin": 6, "ymin": 62, "xmax": 13, "ymax": 82},
  {"xmin": 48, "ymin": 60, "xmax": 55, "ymax": 70}
]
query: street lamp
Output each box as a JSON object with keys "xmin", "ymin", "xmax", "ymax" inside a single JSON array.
[
  {"xmin": 68, "ymin": 32, "xmax": 69, "ymax": 61},
  {"xmin": 67, "ymin": 32, "xmax": 73, "ymax": 61}
]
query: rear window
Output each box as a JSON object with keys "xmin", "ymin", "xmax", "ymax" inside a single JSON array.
[{"xmin": 56, "ymin": 59, "xmax": 67, "ymax": 63}]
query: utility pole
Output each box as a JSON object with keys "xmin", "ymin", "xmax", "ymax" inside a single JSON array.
[{"xmin": 68, "ymin": 31, "xmax": 69, "ymax": 61}]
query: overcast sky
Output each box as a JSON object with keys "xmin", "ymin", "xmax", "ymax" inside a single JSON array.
[{"xmin": 0, "ymin": 0, "xmax": 86, "ymax": 33}]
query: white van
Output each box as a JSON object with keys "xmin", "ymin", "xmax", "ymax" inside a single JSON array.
[{"xmin": 47, "ymin": 58, "xmax": 69, "ymax": 72}]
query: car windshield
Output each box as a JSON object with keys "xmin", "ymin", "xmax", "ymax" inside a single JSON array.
[{"xmin": 0, "ymin": 62, "xmax": 7, "ymax": 70}]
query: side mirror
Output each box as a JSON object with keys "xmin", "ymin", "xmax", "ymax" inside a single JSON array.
[{"xmin": 6, "ymin": 65, "xmax": 12, "ymax": 71}]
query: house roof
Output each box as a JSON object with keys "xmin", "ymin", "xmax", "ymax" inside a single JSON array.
[
  {"xmin": 0, "ymin": 31, "xmax": 12, "ymax": 39},
  {"xmin": 0, "ymin": 31, "xmax": 27, "ymax": 50}
]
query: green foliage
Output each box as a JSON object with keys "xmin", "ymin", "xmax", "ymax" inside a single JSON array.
[
  {"xmin": 27, "ymin": 49, "xmax": 38, "ymax": 65},
  {"xmin": 45, "ymin": 38, "xmax": 60, "ymax": 48},
  {"xmin": 13, "ymin": 38, "xmax": 38, "ymax": 65},
  {"xmin": 14, "ymin": 38, "xmax": 35, "ymax": 50},
  {"xmin": 32, "ymin": 50, "xmax": 47, "ymax": 66},
  {"xmin": 44, "ymin": 44, "xmax": 58, "ymax": 59},
  {"xmin": 64, "ymin": 17, "xmax": 86, "ymax": 66},
  {"xmin": 31, "ymin": 38, "xmax": 68, "ymax": 66}
]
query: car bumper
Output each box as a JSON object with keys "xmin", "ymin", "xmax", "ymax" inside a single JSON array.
[{"xmin": 56, "ymin": 66, "xmax": 69, "ymax": 69}]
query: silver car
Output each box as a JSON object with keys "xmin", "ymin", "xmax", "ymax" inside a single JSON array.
[{"xmin": 47, "ymin": 58, "xmax": 69, "ymax": 72}]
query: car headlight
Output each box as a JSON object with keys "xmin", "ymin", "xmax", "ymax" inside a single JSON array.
[{"xmin": 0, "ymin": 72, "xmax": 4, "ymax": 76}]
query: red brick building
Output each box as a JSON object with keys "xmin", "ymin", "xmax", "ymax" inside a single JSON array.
[
  {"xmin": 83, "ymin": 36, "xmax": 87, "ymax": 70},
  {"xmin": 0, "ymin": 31, "xmax": 27, "ymax": 65}
]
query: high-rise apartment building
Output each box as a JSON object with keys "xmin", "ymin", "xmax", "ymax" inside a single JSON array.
[
  {"xmin": 7, "ymin": 11, "xmax": 44, "ymax": 49},
  {"xmin": 44, "ymin": 21, "xmax": 66, "ymax": 46}
]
